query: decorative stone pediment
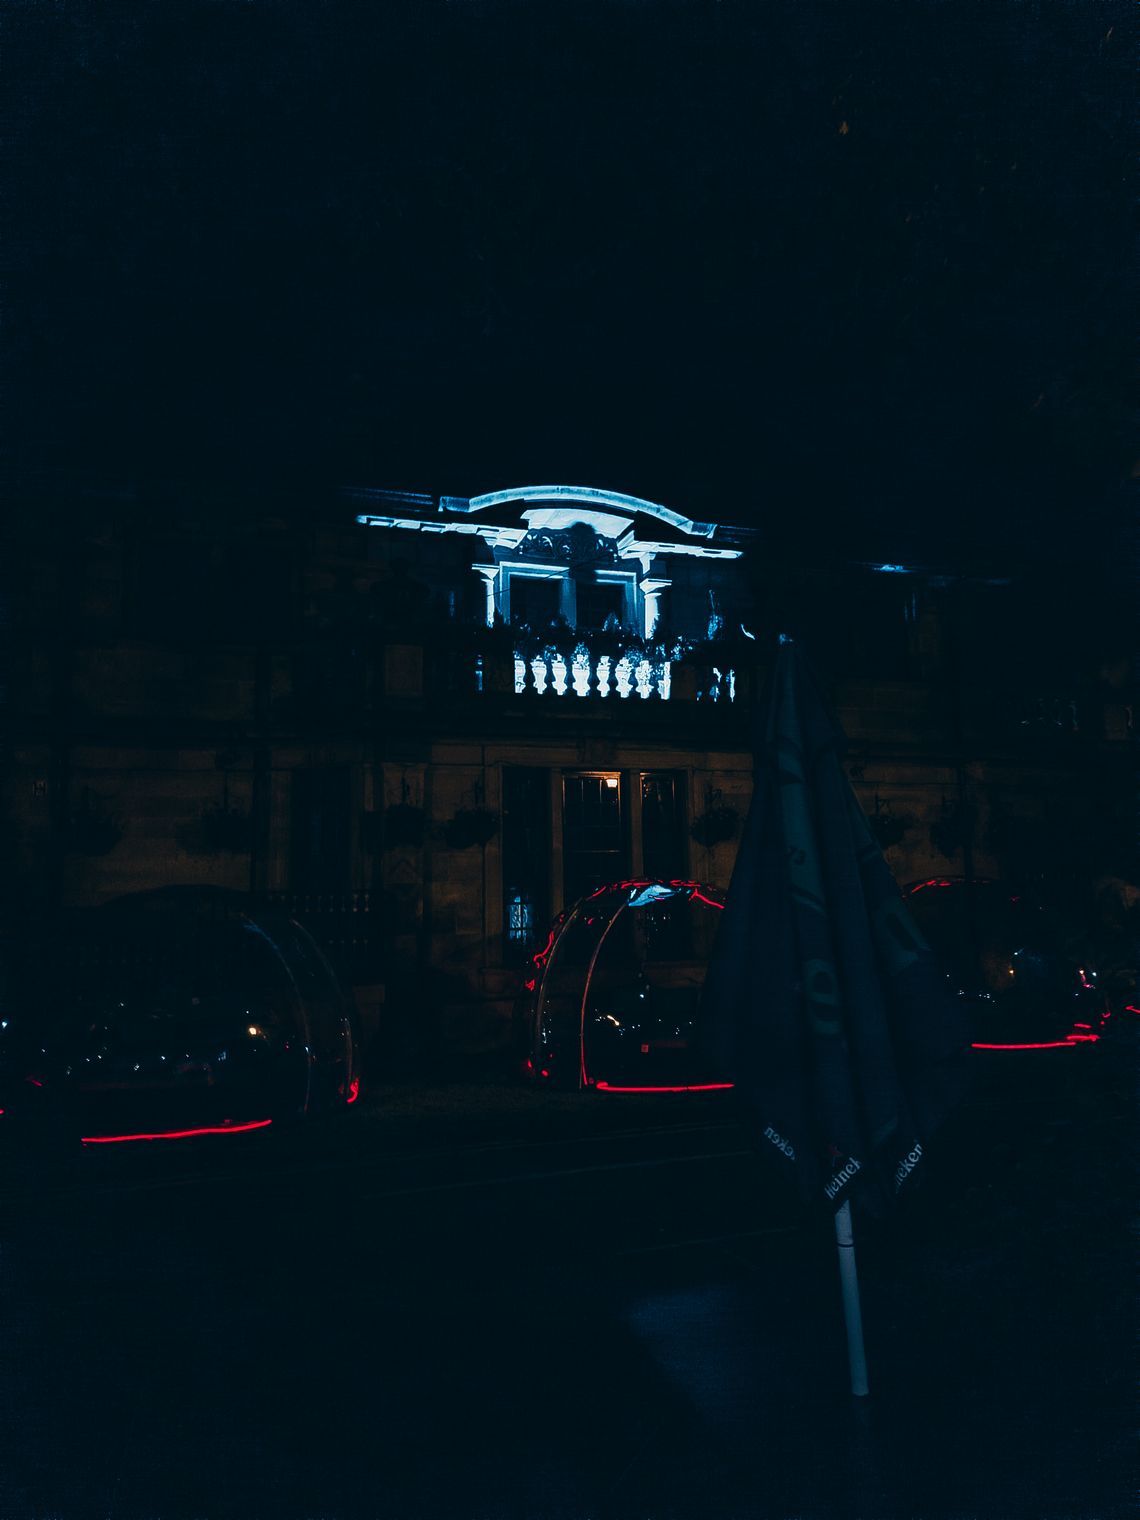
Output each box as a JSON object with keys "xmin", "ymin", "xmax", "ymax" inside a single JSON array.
[{"xmin": 516, "ymin": 523, "xmax": 620, "ymax": 567}]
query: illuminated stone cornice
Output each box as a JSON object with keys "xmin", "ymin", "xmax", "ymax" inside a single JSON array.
[
  {"xmin": 618, "ymin": 540, "xmax": 741, "ymax": 562},
  {"xmin": 353, "ymin": 514, "xmax": 741, "ymax": 565},
  {"xmin": 353, "ymin": 513, "xmax": 527, "ymax": 549},
  {"xmin": 350, "ymin": 483, "xmax": 745, "ymax": 563},
  {"xmin": 464, "ymin": 485, "xmax": 718, "ymax": 539}
]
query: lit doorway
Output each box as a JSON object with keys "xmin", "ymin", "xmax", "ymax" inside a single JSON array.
[{"xmin": 562, "ymin": 772, "xmax": 626, "ymax": 908}]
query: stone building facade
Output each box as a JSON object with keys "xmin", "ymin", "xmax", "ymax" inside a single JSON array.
[{"xmin": 3, "ymin": 482, "xmax": 1132, "ymax": 1056}]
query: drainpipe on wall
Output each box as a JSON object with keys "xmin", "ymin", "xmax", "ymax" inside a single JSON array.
[
  {"xmin": 248, "ymin": 642, "xmax": 272, "ymax": 903},
  {"xmin": 48, "ymin": 544, "xmax": 82, "ymax": 909},
  {"xmin": 945, "ymin": 583, "xmax": 981, "ymax": 977},
  {"xmin": 418, "ymin": 761, "xmax": 438, "ymax": 1064}
]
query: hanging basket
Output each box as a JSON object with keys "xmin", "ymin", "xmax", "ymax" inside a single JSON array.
[
  {"xmin": 690, "ymin": 805, "xmax": 739, "ymax": 848},
  {"xmin": 869, "ymin": 797, "xmax": 913, "ymax": 852},
  {"xmin": 443, "ymin": 807, "xmax": 499, "ymax": 850},
  {"xmin": 929, "ymin": 798, "xmax": 975, "ymax": 860}
]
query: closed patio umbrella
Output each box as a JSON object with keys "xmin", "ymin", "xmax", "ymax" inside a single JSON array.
[{"xmin": 701, "ymin": 637, "xmax": 970, "ymax": 1394}]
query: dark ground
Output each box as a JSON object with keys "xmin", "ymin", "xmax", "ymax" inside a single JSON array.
[{"xmin": 0, "ymin": 1038, "xmax": 1133, "ymax": 1520}]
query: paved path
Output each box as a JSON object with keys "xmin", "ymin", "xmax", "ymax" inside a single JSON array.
[{"xmin": 0, "ymin": 1062, "xmax": 1131, "ymax": 1519}]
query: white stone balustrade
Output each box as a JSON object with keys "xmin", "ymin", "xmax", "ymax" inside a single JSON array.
[{"xmin": 500, "ymin": 641, "xmax": 735, "ymax": 702}]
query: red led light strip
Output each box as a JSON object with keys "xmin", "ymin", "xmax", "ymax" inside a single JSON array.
[
  {"xmin": 81, "ymin": 1119, "xmax": 273, "ymax": 1145},
  {"xmin": 594, "ymin": 1081, "xmax": 735, "ymax": 1094},
  {"xmin": 972, "ymin": 1041, "xmax": 1075, "ymax": 1051},
  {"xmin": 971, "ymin": 1032, "xmax": 1099, "ymax": 1051},
  {"xmin": 346, "ymin": 1077, "xmax": 361, "ymax": 1105}
]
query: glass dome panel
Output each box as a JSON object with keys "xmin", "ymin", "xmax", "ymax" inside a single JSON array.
[
  {"xmin": 528, "ymin": 881, "xmax": 727, "ymax": 1091},
  {"xmin": 0, "ymin": 889, "xmax": 359, "ymax": 1145}
]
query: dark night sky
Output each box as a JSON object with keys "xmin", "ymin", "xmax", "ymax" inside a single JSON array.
[{"xmin": 6, "ymin": 0, "xmax": 1134, "ymax": 574}]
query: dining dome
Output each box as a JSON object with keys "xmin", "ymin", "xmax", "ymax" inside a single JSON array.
[
  {"xmin": 0, "ymin": 888, "xmax": 361, "ymax": 1147},
  {"xmin": 520, "ymin": 879, "xmax": 733, "ymax": 1093}
]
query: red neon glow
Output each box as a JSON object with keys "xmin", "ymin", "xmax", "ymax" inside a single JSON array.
[
  {"xmin": 346, "ymin": 1078, "xmax": 361, "ymax": 1105},
  {"xmin": 972, "ymin": 1027, "xmax": 1100, "ymax": 1050},
  {"xmin": 972, "ymin": 1041, "xmax": 1076, "ymax": 1051},
  {"xmin": 688, "ymin": 890, "xmax": 725, "ymax": 911},
  {"xmin": 81, "ymin": 1119, "xmax": 273, "ymax": 1145},
  {"xmin": 539, "ymin": 1068, "xmax": 550, "ymax": 1079},
  {"xmin": 594, "ymin": 1081, "xmax": 736, "ymax": 1094},
  {"xmin": 25, "ymin": 1077, "xmax": 43, "ymax": 1088},
  {"xmin": 529, "ymin": 926, "xmax": 559, "ymax": 976},
  {"xmin": 1124, "ymin": 1005, "xmax": 1140, "ymax": 1016}
]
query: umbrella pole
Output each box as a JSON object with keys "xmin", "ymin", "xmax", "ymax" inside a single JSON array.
[{"xmin": 834, "ymin": 1200, "xmax": 870, "ymax": 1397}]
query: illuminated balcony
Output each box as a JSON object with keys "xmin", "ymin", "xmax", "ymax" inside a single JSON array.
[{"xmin": 476, "ymin": 638, "xmax": 736, "ymax": 704}]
